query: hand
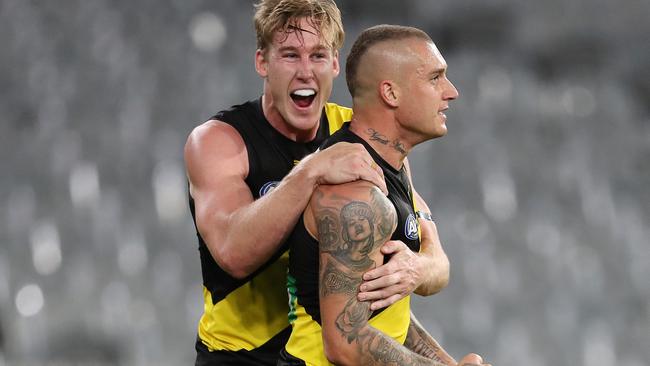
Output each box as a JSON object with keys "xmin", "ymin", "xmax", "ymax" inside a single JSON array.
[
  {"xmin": 306, "ymin": 142, "xmax": 387, "ymax": 194},
  {"xmin": 357, "ymin": 240, "xmax": 423, "ymax": 310},
  {"xmin": 457, "ymin": 353, "xmax": 491, "ymax": 366}
]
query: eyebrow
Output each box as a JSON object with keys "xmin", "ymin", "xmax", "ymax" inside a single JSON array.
[
  {"xmin": 428, "ymin": 67, "xmax": 446, "ymax": 77},
  {"xmin": 277, "ymin": 44, "xmax": 329, "ymax": 53}
]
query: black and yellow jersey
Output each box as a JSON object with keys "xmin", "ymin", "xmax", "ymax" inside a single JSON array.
[
  {"xmin": 279, "ymin": 122, "xmax": 421, "ymax": 365},
  {"xmin": 189, "ymin": 98, "xmax": 351, "ymax": 365}
]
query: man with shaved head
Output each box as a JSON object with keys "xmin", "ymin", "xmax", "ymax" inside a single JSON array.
[
  {"xmin": 279, "ymin": 25, "xmax": 491, "ymax": 366},
  {"xmin": 185, "ymin": 1, "xmax": 455, "ymax": 364}
]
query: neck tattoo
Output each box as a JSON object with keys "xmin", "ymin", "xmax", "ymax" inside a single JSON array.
[
  {"xmin": 367, "ymin": 128, "xmax": 389, "ymax": 145},
  {"xmin": 366, "ymin": 128, "xmax": 406, "ymax": 154}
]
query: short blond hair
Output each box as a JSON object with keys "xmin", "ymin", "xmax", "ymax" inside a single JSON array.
[{"xmin": 253, "ymin": 0, "xmax": 344, "ymax": 52}]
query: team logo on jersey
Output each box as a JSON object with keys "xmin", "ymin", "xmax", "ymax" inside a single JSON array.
[
  {"xmin": 259, "ymin": 181, "xmax": 280, "ymax": 196},
  {"xmin": 404, "ymin": 213, "xmax": 419, "ymax": 240}
]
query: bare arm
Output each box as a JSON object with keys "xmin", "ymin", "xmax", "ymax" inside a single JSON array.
[
  {"xmin": 307, "ymin": 181, "xmax": 446, "ymax": 366},
  {"xmin": 359, "ymin": 159, "xmax": 450, "ymax": 308},
  {"xmin": 184, "ymin": 120, "xmax": 386, "ymax": 278},
  {"xmin": 405, "ymin": 312, "xmax": 456, "ymax": 365}
]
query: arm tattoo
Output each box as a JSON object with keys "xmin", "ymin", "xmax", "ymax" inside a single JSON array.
[
  {"xmin": 319, "ymin": 188, "xmax": 437, "ymax": 365},
  {"xmin": 321, "ymin": 260, "xmax": 361, "ymax": 297},
  {"xmin": 370, "ymin": 189, "xmax": 397, "ymax": 241},
  {"xmin": 404, "ymin": 324, "xmax": 445, "ymax": 362},
  {"xmin": 335, "ymin": 297, "xmax": 372, "ymax": 343},
  {"xmin": 316, "ymin": 209, "xmax": 340, "ymax": 251},
  {"xmin": 329, "ymin": 201, "xmax": 377, "ymax": 271},
  {"xmin": 361, "ymin": 330, "xmax": 438, "ymax": 366},
  {"xmin": 404, "ymin": 315, "xmax": 456, "ymax": 365}
]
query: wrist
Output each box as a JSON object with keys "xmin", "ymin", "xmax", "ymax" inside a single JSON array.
[{"xmin": 291, "ymin": 153, "xmax": 321, "ymax": 190}]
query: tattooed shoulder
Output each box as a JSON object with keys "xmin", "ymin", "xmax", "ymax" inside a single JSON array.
[{"xmin": 370, "ymin": 188, "xmax": 397, "ymax": 242}]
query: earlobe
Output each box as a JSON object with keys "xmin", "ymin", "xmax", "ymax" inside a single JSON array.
[{"xmin": 255, "ymin": 49, "xmax": 267, "ymax": 77}]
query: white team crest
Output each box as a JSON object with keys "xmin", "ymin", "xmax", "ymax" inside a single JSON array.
[
  {"xmin": 404, "ymin": 213, "xmax": 419, "ymax": 240},
  {"xmin": 259, "ymin": 181, "xmax": 280, "ymax": 196}
]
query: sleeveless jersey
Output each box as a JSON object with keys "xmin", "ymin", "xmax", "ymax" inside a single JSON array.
[
  {"xmin": 189, "ymin": 98, "xmax": 351, "ymax": 365},
  {"xmin": 279, "ymin": 122, "xmax": 421, "ymax": 365}
]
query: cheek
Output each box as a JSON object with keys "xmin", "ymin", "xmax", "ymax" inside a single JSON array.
[{"xmin": 315, "ymin": 64, "xmax": 337, "ymax": 78}]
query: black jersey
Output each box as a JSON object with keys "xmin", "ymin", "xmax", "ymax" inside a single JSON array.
[
  {"xmin": 280, "ymin": 122, "xmax": 421, "ymax": 365},
  {"xmin": 189, "ymin": 98, "xmax": 351, "ymax": 365}
]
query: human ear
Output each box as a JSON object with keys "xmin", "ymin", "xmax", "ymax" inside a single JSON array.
[
  {"xmin": 255, "ymin": 49, "xmax": 268, "ymax": 78},
  {"xmin": 379, "ymin": 80, "xmax": 399, "ymax": 107}
]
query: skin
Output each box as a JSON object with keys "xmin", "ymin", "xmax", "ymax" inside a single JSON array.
[
  {"xmin": 186, "ymin": 16, "xmax": 450, "ymax": 311},
  {"xmin": 255, "ymin": 18, "xmax": 340, "ymax": 141},
  {"xmin": 306, "ymin": 35, "xmax": 490, "ymax": 365},
  {"xmin": 185, "ymin": 18, "xmax": 386, "ymax": 279}
]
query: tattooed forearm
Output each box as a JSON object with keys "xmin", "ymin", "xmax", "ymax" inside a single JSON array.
[
  {"xmin": 335, "ymin": 297, "xmax": 372, "ymax": 343},
  {"xmin": 404, "ymin": 327, "xmax": 444, "ymax": 361},
  {"xmin": 404, "ymin": 315, "xmax": 456, "ymax": 365},
  {"xmin": 360, "ymin": 329, "xmax": 443, "ymax": 366},
  {"xmin": 321, "ymin": 261, "xmax": 362, "ymax": 297}
]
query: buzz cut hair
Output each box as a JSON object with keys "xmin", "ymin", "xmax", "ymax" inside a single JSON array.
[{"xmin": 346, "ymin": 24, "xmax": 432, "ymax": 97}]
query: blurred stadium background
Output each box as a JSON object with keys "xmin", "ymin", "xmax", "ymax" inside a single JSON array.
[{"xmin": 1, "ymin": 0, "xmax": 649, "ymax": 365}]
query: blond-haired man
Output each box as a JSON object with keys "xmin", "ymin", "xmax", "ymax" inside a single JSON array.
[{"xmin": 185, "ymin": 2, "xmax": 451, "ymax": 364}]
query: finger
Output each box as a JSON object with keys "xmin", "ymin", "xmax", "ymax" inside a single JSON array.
[
  {"xmin": 359, "ymin": 274, "xmax": 400, "ymax": 292},
  {"xmin": 380, "ymin": 240, "xmax": 407, "ymax": 255},
  {"xmin": 357, "ymin": 165, "xmax": 387, "ymax": 195},
  {"xmin": 459, "ymin": 353, "xmax": 483, "ymax": 365},
  {"xmin": 362, "ymin": 262, "xmax": 394, "ymax": 281},
  {"xmin": 359, "ymin": 282, "xmax": 406, "ymax": 302},
  {"xmin": 358, "ymin": 288, "xmax": 386, "ymax": 302},
  {"xmin": 369, "ymin": 294, "xmax": 403, "ymax": 311},
  {"xmin": 356, "ymin": 150, "xmax": 387, "ymax": 193}
]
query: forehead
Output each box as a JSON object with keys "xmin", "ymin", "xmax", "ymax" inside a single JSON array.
[
  {"xmin": 410, "ymin": 40, "xmax": 447, "ymax": 73},
  {"xmin": 270, "ymin": 17, "xmax": 330, "ymax": 50}
]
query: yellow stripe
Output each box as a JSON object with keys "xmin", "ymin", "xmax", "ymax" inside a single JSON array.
[
  {"xmin": 198, "ymin": 251, "xmax": 290, "ymax": 351},
  {"xmin": 285, "ymin": 296, "xmax": 411, "ymax": 365},
  {"xmin": 324, "ymin": 103, "xmax": 352, "ymax": 135}
]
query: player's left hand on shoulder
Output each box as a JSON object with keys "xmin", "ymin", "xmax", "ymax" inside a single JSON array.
[{"xmin": 357, "ymin": 240, "xmax": 422, "ymax": 310}]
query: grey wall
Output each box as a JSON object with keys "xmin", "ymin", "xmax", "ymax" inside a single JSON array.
[{"xmin": 1, "ymin": 0, "xmax": 649, "ymax": 365}]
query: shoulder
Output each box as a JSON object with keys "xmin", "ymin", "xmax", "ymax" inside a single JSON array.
[
  {"xmin": 307, "ymin": 181, "xmax": 396, "ymax": 235},
  {"xmin": 184, "ymin": 119, "xmax": 248, "ymax": 179},
  {"xmin": 185, "ymin": 119, "xmax": 245, "ymax": 156}
]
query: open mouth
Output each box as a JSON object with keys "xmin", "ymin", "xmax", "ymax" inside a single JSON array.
[{"xmin": 290, "ymin": 89, "xmax": 317, "ymax": 109}]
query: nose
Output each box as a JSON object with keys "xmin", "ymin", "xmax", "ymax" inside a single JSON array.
[
  {"xmin": 296, "ymin": 57, "xmax": 315, "ymax": 81},
  {"xmin": 443, "ymin": 78, "xmax": 459, "ymax": 101}
]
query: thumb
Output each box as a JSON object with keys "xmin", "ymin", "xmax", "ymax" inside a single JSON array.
[{"xmin": 459, "ymin": 353, "xmax": 483, "ymax": 365}]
